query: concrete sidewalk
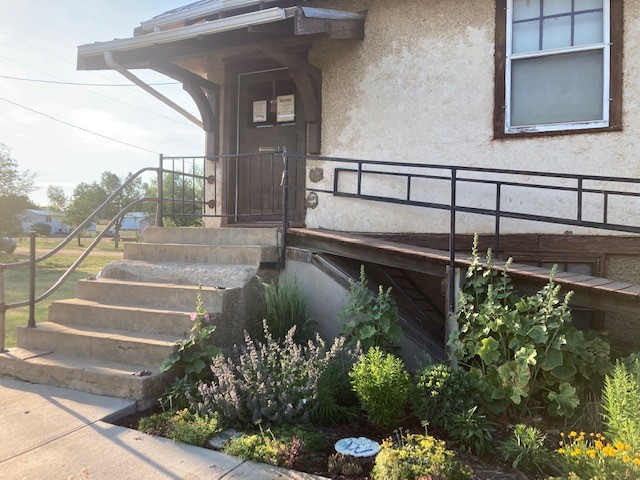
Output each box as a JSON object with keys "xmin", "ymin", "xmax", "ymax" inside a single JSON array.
[{"xmin": 0, "ymin": 378, "xmax": 325, "ymax": 480}]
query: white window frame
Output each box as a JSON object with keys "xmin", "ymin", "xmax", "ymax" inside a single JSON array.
[{"xmin": 505, "ymin": 0, "xmax": 611, "ymax": 134}]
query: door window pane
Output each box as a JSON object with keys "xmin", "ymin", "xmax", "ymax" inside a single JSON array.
[
  {"xmin": 513, "ymin": 20, "xmax": 540, "ymax": 53},
  {"xmin": 514, "ymin": 0, "xmax": 540, "ymax": 21},
  {"xmin": 574, "ymin": 11, "xmax": 604, "ymax": 45},
  {"xmin": 575, "ymin": 0, "xmax": 603, "ymax": 11},
  {"xmin": 511, "ymin": 50, "xmax": 604, "ymax": 126},
  {"xmin": 542, "ymin": 15, "xmax": 572, "ymax": 50},
  {"xmin": 543, "ymin": 0, "xmax": 572, "ymax": 15}
]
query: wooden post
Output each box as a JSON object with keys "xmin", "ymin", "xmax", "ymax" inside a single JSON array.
[
  {"xmin": 0, "ymin": 267, "xmax": 5, "ymax": 352},
  {"xmin": 445, "ymin": 266, "xmax": 461, "ymax": 367}
]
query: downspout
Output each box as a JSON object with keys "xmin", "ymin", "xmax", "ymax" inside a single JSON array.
[{"xmin": 103, "ymin": 51, "xmax": 203, "ymax": 129}]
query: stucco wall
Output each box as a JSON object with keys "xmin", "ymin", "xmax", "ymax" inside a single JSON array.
[{"xmin": 300, "ymin": 0, "xmax": 640, "ymax": 235}]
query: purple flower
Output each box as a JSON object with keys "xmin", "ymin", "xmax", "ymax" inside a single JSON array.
[{"xmin": 204, "ymin": 313, "xmax": 210, "ymax": 320}]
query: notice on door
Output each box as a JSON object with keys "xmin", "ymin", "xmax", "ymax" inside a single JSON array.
[
  {"xmin": 253, "ymin": 100, "xmax": 267, "ymax": 123},
  {"xmin": 276, "ymin": 94, "xmax": 295, "ymax": 122}
]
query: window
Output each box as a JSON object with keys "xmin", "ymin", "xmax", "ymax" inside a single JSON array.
[{"xmin": 494, "ymin": 0, "xmax": 622, "ymax": 137}]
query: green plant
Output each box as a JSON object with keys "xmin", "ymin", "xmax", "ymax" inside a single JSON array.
[
  {"xmin": 197, "ymin": 322, "xmax": 359, "ymax": 426},
  {"xmin": 411, "ymin": 364, "xmax": 479, "ymax": 429},
  {"xmin": 159, "ymin": 287, "xmax": 220, "ymax": 410},
  {"xmin": 447, "ymin": 406, "xmax": 494, "ymax": 456},
  {"xmin": 340, "ymin": 265, "xmax": 402, "ymax": 351},
  {"xmin": 223, "ymin": 424, "xmax": 321, "ymax": 469},
  {"xmin": 350, "ymin": 347, "xmax": 410, "ymax": 429},
  {"xmin": 449, "ymin": 236, "xmax": 611, "ymax": 420},
  {"xmin": 601, "ymin": 360, "xmax": 640, "ymax": 450},
  {"xmin": 372, "ymin": 428, "xmax": 473, "ymax": 480},
  {"xmin": 138, "ymin": 409, "xmax": 221, "ymax": 447},
  {"xmin": 328, "ymin": 454, "xmax": 364, "ymax": 476},
  {"xmin": 31, "ymin": 222, "xmax": 52, "ymax": 236},
  {"xmin": 555, "ymin": 431, "xmax": 640, "ymax": 479},
  {"xmin": 260, "ymin": 275, "xmax": 315, "ymax": 343},
  {"xmin": 498, "ymin": 424, "xmax": 555, "ymax": 475}
]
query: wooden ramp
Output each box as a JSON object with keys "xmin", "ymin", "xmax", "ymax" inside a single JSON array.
[{"xmin": 288, "ymin": 228, "xmax": 640, "ymax": 317}]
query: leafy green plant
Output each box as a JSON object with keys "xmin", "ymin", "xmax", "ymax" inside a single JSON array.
[
  {"xmin": 449, "ymin": 236, "xmax": 611, "ymax": 420},
  {"xmin": 197, "ymin": 322, "xmax": 359, "ymax": 426},
  {"xmin": 340, "ymin": 265, "xmax": 402, "ymax": 351},
  {"xmin": 159, "ymin": 287, "xmax": 220, "ymax": 410},
  {"xmin": 498, "ymin": 424, "xmax": 555, "ymax": 475},
  {"xmin": 372, "ymin": 428, "xmax": 473, "ymax": 480},
  {"xmin": 328, "ymin": 453, "xmax": 364, "ymax": 476},
  {"xmin": 350, "ymin": 347, "xmax": 410, "ymax": 429},
  {"xmin": 260, "ymin": 275, "xmax": 315, "ymax": 343},
  {"xmin": 223, "ymin": 424, "xmax": 322, "ymax": 469},
  {"xmin": 138, "ymin": 409, "xmax": 221, "ymax": 447},
  {"xmin": 601, "ymin": 360, "xmax": 640, "ymax": 450},
  {"xmin": 447, "ymin": 406, "xmax": 494, "ymax": 456},
  {"xmin": 555, "ymin": 431, "xmax": 640, "ymax": 479},
  {"xmin": 411, "ymin": 363, "xmax": 480, "ymax": 429}
]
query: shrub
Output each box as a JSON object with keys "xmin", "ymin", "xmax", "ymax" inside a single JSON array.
[
  {"xmin": 328, "ymin": 454, "xmax": 364, "ymax": 476},
  {"xmin": 411, "ymin": 363, "xmax": 479, "ymax": 429},
  {"xmin": 31, "ymin": 222, "xmax": 52, "ymax": 236},
  {"xmin": 340, "ymin": 265, "xmax": 402, "ymax": 352},
  {"xmin": 223, "ymin": 424, "xmax": 323, "ymax": 469},
  {"xmin": 138, "ymin": 409, "xmax": 221, "ymax": 447},
  {"xmin": 450, "ymin": 236, "xmax": 611, "ymax": 420},
  {"xmin": 555, "ymin": 431, "xmax": 640, "ymax": 479},
  {"xmin": 447, "ymin": 406, "xmax": 494, "ymax": 456},
  {"xmin": 159, "ymin": 287, "xmax": 220, "ymax": 410},
  {"xmin": 498, "ymin": 424, "xmax": 555, "ymax": 475},
  {"xmin": 260, "ymin": 275, "xmax": 315, "ymax": 343},
  {"xmin": 197, "ymin": 322, "xmax": 358, "ymax": 426},
  {"xmin": 372, "ymin": 430, "xmax": 473, "ymax": 480},
  {"xmin": 601, "ymin": 360, "xmax": 640, "ymax": 450},
  {"xmin": 350, "ymin": 347, "xmax": 410, "ymax": 429}
]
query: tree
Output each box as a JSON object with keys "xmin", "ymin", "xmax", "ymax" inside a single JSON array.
[
  {"xmin": 0, "ymin": 144, "xmax": 36, "ymax": 236},
  {"xmin": 66, "ymin": 182, "xmax": 108, "ymax": 246},
  {"xmin": 46, "ymin": 185, "xmax": 68, "ymax": 212}
]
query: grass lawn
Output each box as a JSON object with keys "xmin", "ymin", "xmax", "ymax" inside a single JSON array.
[{"xmin": 2, "ymin": 237, "xmax": 123, "ymax": 348}]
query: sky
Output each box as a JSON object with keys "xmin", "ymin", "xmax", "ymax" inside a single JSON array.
[{"xmin": 0, "ymin": 0, "xmax": 204, "ymax": 206}]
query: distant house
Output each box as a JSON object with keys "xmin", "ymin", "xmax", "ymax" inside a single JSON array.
[
  {"xmin": 120, "ymin": 212, "xmax": 148, "ymax": 231},
  {"xmin": 21, "ymin": 210, "xmax": 71, "ymax": 235}
]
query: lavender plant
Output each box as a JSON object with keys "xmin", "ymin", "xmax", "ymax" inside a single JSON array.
[{"xmin": 196, "ymin": 321, "xmax": 359, "ymax": 426}]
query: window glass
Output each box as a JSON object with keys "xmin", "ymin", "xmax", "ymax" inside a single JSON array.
[
  {"xmin": 513, "ymin": 20, "xmax": 540, "ymax": 53},
  {"xmin": 511, "ymin": 50, "xmax": 604, "ymax": 126},
  {"xmin": 542, "ymin": 16, "xmax": 572, "ymax": 50},
  {"xmin": 576, "ymin": 0, "xmax": 603, "ymax": 10},
  {"xmin": 574, "ymin": 11, "xmax": 604, "ymax": 45},
  {"xmin": 514, "ymin": 0, "xmax": 540, "ymax": 20},
  {"xmin": 543, "ymin": 0, "xmax": 572, "ymax": 16}
]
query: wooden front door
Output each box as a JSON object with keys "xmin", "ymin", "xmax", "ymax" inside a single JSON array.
[{"xmin": 234, "ymin": 68, "xmax": 305, "ymax": 224}]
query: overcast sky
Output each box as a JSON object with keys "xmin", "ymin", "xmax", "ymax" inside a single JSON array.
[{"xmin": 0, "ymin": 1, "xmax": 204, "ymax": 206}]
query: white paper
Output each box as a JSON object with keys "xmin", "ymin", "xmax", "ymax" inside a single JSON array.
[
  {"xmin": 276, "ymin": 94, "xmax": 295, "ymax": 122},
  {"xmin": 253, "ymin": 100, "xmax": 267, "ymax": 123}
]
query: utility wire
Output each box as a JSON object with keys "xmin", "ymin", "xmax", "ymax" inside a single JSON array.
[
  {"xmin": 0, "ymin": 29, "xmax": 159, "ymax": 96},
  {"xmin": 0, "ymin": 96, "xmax": 160, "ymax": 155},
  {"xmin": 0, "ymin": 74, "xmax": 179, "ymax": 87},
  {"xmin": 0, "ymin": 54, "xmax": 195, "ymax": 128}
]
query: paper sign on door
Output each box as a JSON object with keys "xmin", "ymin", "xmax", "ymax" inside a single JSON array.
[
  {"xmin": 253, "ymin": 100, "xmax": 267, "ymax": 123},
  {"xmin": 276, "ymin": 94, "xmax": 295, "ymax": 122}
]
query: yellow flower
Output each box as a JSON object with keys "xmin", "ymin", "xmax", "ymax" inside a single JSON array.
[
  {"xmin": 626, "ymin": 444, "xmax": 633, "ymax": 452},
  {"xmin": 559, "ymin": 441, "xmax": 564, "ymax": 446},
  {"xmin": 558, "ymin": 448, "xmax": 565, "ymax": 455},
  {"xmin": 570, "ymin": 431, "xmax": 577, "ymax": 437},
  {"xmin": 561, "ymin": 432, "xmax": 565, "ymax": 437},
  {"xmin": 587, "ymin": 449, "xmax": 596, "ymax": 459},
  {"xmin": 571, "ymin": 448, "xmax": 582, "ymax": 457},
  {"xmin": 616, "ymin": 441, "xmax": 625, "ymax": 450},
  {"xmin": 590, "ymin": 433, "xmax": 595, "ymax": 437},
  {"xmin": 633, "ymin": 458, "xmax": 640, "ymax": 467},
  {"xmin": 623, "ymin": 454, "xmax": 631, "ymax": 463},
  {"xmin": 603, "ymin": 445, "xmax": 617, "ymax": 456},
  {"xmin": 595, "ymin": 440, "xmax": 603, "ymax": 449}
]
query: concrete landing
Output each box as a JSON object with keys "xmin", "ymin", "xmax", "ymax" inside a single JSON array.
[{"xmin": 0, "ymin": 378, "xmax": 326, "ymax": 480}]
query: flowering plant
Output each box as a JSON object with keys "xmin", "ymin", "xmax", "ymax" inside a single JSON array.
[{"xmin": 556, "ymin": 431, "xmax": 640, "ymax": 479}]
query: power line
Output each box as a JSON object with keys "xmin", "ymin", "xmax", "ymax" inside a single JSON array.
[
  {"xmin": 0, "ymin": 54, "xmax": 195, "ymax": 128},
  {"xmin": 0, "ymin": 96, "xmax": 160, "ymax": 155},
  {"xmin": 0, "ymin": 74, "xmax": 180, "ymax": 87}
]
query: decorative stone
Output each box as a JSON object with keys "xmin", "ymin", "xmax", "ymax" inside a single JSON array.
[
  {"xmin": 208, "ymin": 429, "xmax": 242, "ymax": 450},
  {"xmin": 306, "ymin": 192, "xmax": 319, "ymax": 209},
  {"xmin": 309, "ymin": 167, "xmax": 324, "ymax": 183},
  {"xmin": 335, "ymin": 437, "xmax": 381, "ymax": 458}
]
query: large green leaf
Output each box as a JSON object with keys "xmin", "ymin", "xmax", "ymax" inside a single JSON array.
[
  {"xmin": 548, "ymin": 383, "xmax": 580, "ymax": 416},
  {"xmin": 478, "ymin": 337, "xmax": 501, "ymax": 364},
  {"xmin": 541, "ymin": 349, "xmax": 563, "ymax": 371},
  {"xmin": 552, "ymin": 357, "xmax": 577, "ymax": 381}
]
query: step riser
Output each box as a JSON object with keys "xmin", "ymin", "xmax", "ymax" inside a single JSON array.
[
  {"xmin": 123, "ymin": 244, "xmax": 278, "ymax": 265},
  {"xmin": 48, "ymin": 303, "xmax": 194, "ymax": 337},
  {"xmin": 0, "ymin": 355, "xmax": 170, "ymax": 407},
  {"xmin": 17, "ymin": 327, "xmax": 175, "ymax": 368},
  {"xmin": 144, "ymin": 227, "xmax": 278, "ymax": 247},
  {"xmin": 75, "ymin": 280, "xmax": 224, "ymax": 312}
]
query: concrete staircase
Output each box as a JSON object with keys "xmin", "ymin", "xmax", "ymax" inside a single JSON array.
[{"xmin": 0, "ymin": 227, "xmax": 278, "ymax": 408}]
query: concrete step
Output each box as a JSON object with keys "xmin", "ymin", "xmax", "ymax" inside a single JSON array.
[
  {"xmin": 0, "ymin": 348, "xmax": 171, "ymax": 408},
  {"xmin": 17, "ymin": 323, "xmax": 178, "ymax": 368},
  {"xmin": 75, "ymin": 278, "xmax": 225, "ymax": 312},
  {"xmin": 100, "ymin": 260, "xmax": 261, "ymax": 288},
  {"xmin": 123, "ymin": 243, "xmax": 279, "ymax": 265},
  {"xmin": 144, "ymin": 227, "xmax": 278, "ymax": 247},
  {"xmin": 48, "ymin": 299, "xmax": 196, "ymax": 337}
]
